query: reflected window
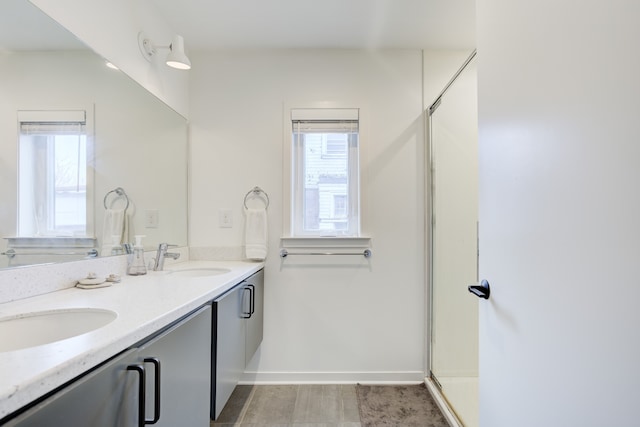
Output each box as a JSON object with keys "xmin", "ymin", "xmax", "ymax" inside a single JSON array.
[{"xmin": 18, "ymin": 110, "xmax": 88, "ymax": 237}]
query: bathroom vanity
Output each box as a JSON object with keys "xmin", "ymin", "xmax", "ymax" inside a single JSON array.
[
  {"xmin": 213, "ymin": 269, "xmax": 264, "ymax": 419},
  {"xmin": 0, "ymin": 261, "xmax": 264, "ymax": 425}
]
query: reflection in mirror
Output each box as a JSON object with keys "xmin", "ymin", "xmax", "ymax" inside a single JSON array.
[
  {"xmin": 17, "ymin": 110, "xmax": 89, "ymax": 238},
  {"xmin": 0, "ymin": 0, "xmax": 188, "ymax": 269}
]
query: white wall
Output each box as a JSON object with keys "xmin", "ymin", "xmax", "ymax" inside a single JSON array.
[
  {"xmin": 29, "ymin": 0, "xmax": 189, "ymax": 118},
  {"xmin": 477, "ymin": 0, "xmax": 640, "ymax": 425},
  {"xmin": 190, "ymin": 49, "xmax": 427, "ymax": 382}
]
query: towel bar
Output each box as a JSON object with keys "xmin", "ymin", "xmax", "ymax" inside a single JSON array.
[
  {"xmin": 2, "ymin": 248, "xmax": 99, "ymax": 258},
  {"xmin": 279, "ymin": 248, "xmax": 371, "ymax": 258}
]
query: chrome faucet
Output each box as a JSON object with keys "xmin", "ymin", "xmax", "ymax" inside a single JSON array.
[{"xmin": 153, "ymin": 243, "xmax": 180, "ymax": 271}]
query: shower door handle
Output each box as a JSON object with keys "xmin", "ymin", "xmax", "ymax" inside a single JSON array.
[{"xmin": 468, "ymin": 279, "xmax": 490, "ymax": 300}]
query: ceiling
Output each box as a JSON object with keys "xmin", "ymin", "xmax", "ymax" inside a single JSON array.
[
  {"xmin": 151, "ymin": 0, "xmax": 476, "ymax": 50},
  {"xmin": 1, "ymin": 0, "xmax": 475, "ymax": 52}
]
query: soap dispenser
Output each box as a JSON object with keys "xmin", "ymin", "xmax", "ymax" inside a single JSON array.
[{"xmin": 127, "ymin": 235, "xmax": 147, "ymax": 276}]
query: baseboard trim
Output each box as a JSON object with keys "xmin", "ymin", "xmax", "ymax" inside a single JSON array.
[
  {"xmin": 424, "ymin": 377, "xmax": 463, "ymax": 427},
  {"xmin": 239, "ymin": 371, "xmax": 424, "ymax": 384}
]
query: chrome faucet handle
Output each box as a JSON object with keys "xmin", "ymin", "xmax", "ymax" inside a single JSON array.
[
  {"xmin": 158, "ymin": 243, "xmax": 178, "ymax": 250},
  {"xmin": 164, "ymin": 244, "xmax": 180, "ymax": 259},
  {"xmin": 154, "ymin": 243, "xmax": 180, "ymax": 271}
]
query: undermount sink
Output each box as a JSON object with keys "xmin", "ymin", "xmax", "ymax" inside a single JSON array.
[
  {"xmin": 168, "ymin": 268, "xmax": 231, "ymax": 278},
  {"xmin": 0, "ymin": 308, "xmax": 117, "ymax": 352}
]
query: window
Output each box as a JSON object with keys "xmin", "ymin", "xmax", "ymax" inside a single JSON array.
[
  {"xmin": 334, "ymin": 194, "xmax": 347, "ymax": 217},
  {"xmin": 291, "ymin": 108, "xmax": 360, "ymax": 237},
  {"xmin": 18, "ymin": 110, "xmax": 88, "ymax": 237}
]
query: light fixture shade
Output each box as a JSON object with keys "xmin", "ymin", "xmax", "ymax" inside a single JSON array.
[{"xmin": 165, "ymin": 35, "xmax": 191, "ymax": 70}]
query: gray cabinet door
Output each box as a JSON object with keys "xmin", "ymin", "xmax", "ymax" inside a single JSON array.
[
  {"xmin": 7, "ymin": 305, "xmax": 212, "ymax": 427},
  {"xmin": 245, "ymin": 269, "xmax": 264, "ymax": 366},
  {"xmin": 212, "ymin": 285, "xmax": 245, "ymax": 419},
  {"xmin": 138, "ymin": 305, "xmax": 212, "ymax": 427},
  {"xmin": 6, "ymin": 349, "xmax": 140, "ymax": 427}
]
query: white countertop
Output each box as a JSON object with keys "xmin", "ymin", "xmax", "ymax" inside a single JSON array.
[{"xmin": 0, "ymin": 260, "xmax": 263, "ymax": 420}]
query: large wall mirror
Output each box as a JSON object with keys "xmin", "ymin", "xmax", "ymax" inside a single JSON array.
[{"xmin": 0, "ymin": 0, "xmax": 188, "ymax": 269}]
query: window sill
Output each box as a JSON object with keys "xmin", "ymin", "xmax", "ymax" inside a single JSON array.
[{"xmin": 281, "ymin": 236, "xmax": 371, "ymax": 247}]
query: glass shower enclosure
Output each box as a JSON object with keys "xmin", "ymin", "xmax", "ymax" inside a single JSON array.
[{"xmin": 428, "ymin": 52, "xmax": 478, "ymax": 427}]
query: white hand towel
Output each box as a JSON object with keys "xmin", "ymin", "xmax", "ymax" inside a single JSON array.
[
  {"xmin": 245, "ymin": 208, "xmax": 268, "ymax": 260},
  {"xmin": 100, "ymin": 209, "xmax": 125, "ymax": 256}
]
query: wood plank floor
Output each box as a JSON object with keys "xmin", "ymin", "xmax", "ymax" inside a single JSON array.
[{"xmin": 212, "ymin": 384, "xmax": 362, "ymax": 427}]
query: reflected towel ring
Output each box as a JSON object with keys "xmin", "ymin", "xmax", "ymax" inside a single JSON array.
[
  {"xmin": 243, "ymin": 186, "xmax": 269, "ymax": 210},
  {"xmin": 103, "ymin": 187, "xmax": 130, "ymax": 211}
]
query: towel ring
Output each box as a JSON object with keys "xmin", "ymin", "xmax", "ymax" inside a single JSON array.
[
  {"xmin": 103, "ymin": 187, "xmax": 130, "ymax": 211},
  {"xmin": 244, "ymin": 186, "xmax": 269, "ymax": 210}
]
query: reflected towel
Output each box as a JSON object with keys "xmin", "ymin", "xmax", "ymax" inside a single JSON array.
[
  {"xmin": 245, "ymin": 208, "xmax": 267, "ymax": 260},
  {"xmin": 100, "ymin": 209, "xmax": 126, "ymax": 256}
]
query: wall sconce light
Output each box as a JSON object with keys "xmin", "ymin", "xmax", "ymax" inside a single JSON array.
[{"xmin": 138, "ymin": 32, "xmax": 191, "ymax": 70}]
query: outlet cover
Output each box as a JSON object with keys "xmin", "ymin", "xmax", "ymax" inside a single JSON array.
[
  {"xmin": 219, "ymin": 209, "xmax": 233, "ymax": 228},
  {"xmin": 145, "ymin": 209, "xmax": 159, "ymax": 228}
]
